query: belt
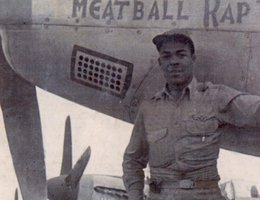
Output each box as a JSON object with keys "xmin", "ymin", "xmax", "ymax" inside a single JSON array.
[
  {"xmin": 162, "ymin": 179, "xmax": 219, "ymax": 189},
  {"xmin": 149, "ymin": 179, "xmax": 219, "ymax": 193}
]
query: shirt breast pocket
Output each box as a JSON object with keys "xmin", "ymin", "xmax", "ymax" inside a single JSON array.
[
  {"xmin": 146, "ymin": 128, "xmax": 168, "ymax": 143},
  {"xmin": 184, "ymin": 117, "xmax": 219, "ymax": 135}
]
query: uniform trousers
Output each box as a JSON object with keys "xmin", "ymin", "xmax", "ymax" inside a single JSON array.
[{"xmin": 148, "ymin": 187, "xmax": 225, "ymax": 200}]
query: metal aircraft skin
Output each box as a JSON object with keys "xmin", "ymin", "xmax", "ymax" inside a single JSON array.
[
  {"xmin": 1, "ymin": 0, "xmax": 260, "ymax": 199},
  {"xmin": 219, "ymin": 180, "xmax": 260, "ymax": 200}
]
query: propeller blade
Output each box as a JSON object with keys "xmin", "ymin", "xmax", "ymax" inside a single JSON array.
[
  {"xmin": 14, "ymin": 188, "xmax": 18, "ymax": 200},
  {"xmin": 60, "ymin": 116, "xmax": 72, "ymax": 175},
  {"xmin": 0, "ymin": 38, "xmax": 47, "ymax": 199},
  {"xmin": 65, "ymin": 146, "xmax": 91, "ymax": 189}
]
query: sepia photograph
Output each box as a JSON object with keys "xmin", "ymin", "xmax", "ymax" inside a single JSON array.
[{"xmin": 1, "ymin": 0, "xmax": 260, "ymax": 199}]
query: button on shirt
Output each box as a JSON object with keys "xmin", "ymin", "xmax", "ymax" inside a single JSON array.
[{"xmin": 122, "ymin": 78, "xmax": 260, "ymax": 200}]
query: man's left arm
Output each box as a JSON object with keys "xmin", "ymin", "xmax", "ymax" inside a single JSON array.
[{"xmin": 217, "ymin": 86, "xmax": 260, "ymax": 127}]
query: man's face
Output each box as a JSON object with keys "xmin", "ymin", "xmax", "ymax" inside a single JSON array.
[{"xmin": 158, "ymin": 41, "xmax": 196, "ymax": 87}]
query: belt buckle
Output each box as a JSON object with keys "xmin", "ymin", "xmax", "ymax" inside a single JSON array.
[{"xmin": 179, "ymin": 179, "xmax": 194, "ymax": 189}]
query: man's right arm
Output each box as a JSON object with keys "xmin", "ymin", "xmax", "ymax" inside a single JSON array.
[{"xmin": 122, "ymin": 110, "xmax": 149, "ymax": 200}]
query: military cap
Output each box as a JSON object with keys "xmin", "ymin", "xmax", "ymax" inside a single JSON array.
[{"xmin": 152, "ymin": 29, "xmax": 195, "ymax": 54}]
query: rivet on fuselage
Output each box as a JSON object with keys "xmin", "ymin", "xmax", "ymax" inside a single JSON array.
[
  {"xmin": 106, "ymin": 20, "xmax": 112, "ymax": 25},
  {"xmin": 137, "ymin": 30, "xmax": 142, "ymax": 35}
]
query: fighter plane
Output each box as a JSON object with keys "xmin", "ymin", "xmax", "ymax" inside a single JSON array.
[
  {"xmin": 13, "ymin": 116, "xmax": 148, "ymax": 200},
  {"xmin": 1, "ymin": 0, "xmax": 260, "ymax": 199}
]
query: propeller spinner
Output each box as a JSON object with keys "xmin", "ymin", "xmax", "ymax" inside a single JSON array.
[{"xmin": 47, "ymin": 116, "xmax": 91, "ymax": 200}]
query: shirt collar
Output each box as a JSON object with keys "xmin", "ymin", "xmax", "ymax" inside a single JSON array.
[{"xmin": 162, "ymin": 77, "xmax": 198, "ymax": 101}]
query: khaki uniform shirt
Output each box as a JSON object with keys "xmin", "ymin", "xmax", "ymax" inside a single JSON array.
[{"xmin": 122, "ymin": 78, "xmax": 260, "ymax": 200}]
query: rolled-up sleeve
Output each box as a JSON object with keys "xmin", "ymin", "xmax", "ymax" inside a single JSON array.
[
  {"xmin": 122, "ymin": 108, "xmax": 149, "ymax": 200},
  {"xmin": 217, "ymin": 85, "xmax": 260, "ymax": 128}
]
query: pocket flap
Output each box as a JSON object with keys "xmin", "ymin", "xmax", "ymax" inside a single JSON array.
[
  {"xmin": 185, "ymin": 118, "xmax": 218, "ymax": 134},
  {"xmin": 146, "ymin": 128, "xmax": 168, "ymax": 143}
]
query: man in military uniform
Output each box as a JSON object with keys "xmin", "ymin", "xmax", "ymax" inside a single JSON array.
[{"xmin": 122, "ymin": 30, "xmax": 260, "ymax": 200}]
